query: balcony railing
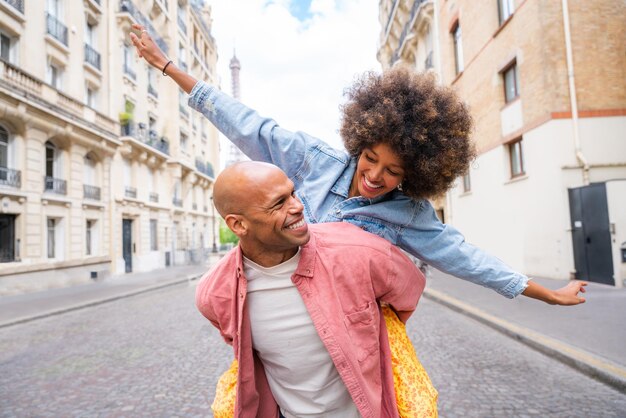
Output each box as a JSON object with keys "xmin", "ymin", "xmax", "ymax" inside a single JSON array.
[
  {"xmin": 83, "ymin": 184, "xmax": 101, "ymax": 200},
  {"xmin": 123, "ymin": 63, "xmax": 136, "ymax": 80},
  {"xmin": 84, "ymin": 44, "xmax": 101, "ymax": 70},
  {"xmin": 0, "ymin": 167, "xmax": 21, "ymax": 188},
  {"xmin": 121, "ymin": 123, "xmax": 170, "ymax": 155},
  {"xmin": 3, "ymin": 0, "xmax": 24, "ymax": 14},
  {"xmin": 148, "ymin": 84, "xmax": 158, "ymax": 98},
  {"xmin": 172, "ymin": 198, "xmax": 183, "ymax": 207},
  {"xmin": 177, "ymin": 14, "xmax": 187, "ymax": 34},
  {"xmin": 44, "ymin": 176, "xmax": 67, "ymax": 195},
  {"xmin": 119, "ymin": 0, "xmax": 168, "ymax": 54},
  {"xmin": 195, "ymin": 159, "xmax": 214, "ymax": 178},
  {"xmin": 125, "ymin": 186, "xmax": 137, "ymax": 198},
  {"xmin": 46, "ymin": 13, "xmax": 68, "ymax": 46},
  {"xmin": 149, "ymin": 192, "xmax": 159, "ymax": 203}
]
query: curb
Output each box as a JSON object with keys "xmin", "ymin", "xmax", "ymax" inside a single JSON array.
[
  {"xmin": 423, "ymin": 288, "xmax": 626, "ymax": 393},
  {"xmin": 0, "ymin": 274, "xmax": 203, "ymax": 330}
]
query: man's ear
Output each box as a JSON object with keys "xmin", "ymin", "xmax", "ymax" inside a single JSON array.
[{"xmin": 225, "ymin": 214, "xmax": 247, "ymax": 237}]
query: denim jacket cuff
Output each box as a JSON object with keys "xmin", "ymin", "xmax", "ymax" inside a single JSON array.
[
  {"xmin": 188, "ymin": 81, "xmax": 214, "ymax": 112},
  {"xmin": 500, "ymin": 275, "xmax": 530, "ymax": 299}
]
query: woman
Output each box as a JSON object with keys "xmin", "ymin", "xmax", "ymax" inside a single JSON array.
[{"xmin": 130, "ymin": 24, "xmax": 586, "ymax": 415}]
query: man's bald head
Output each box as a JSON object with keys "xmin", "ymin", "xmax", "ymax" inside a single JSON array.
[{"xmin": 213, "ymin": 161, "xmax": 287, "ymax": 218}]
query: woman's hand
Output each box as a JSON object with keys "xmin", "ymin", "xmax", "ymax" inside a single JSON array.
[
  {"xmin": 522, "ymin": 279, "xmax": 587, "ymax": 305},
  {"xmin": 129, "ymin": 23, "xmax": 170, "ymax": 70},
  {"xmin": 552, "ymin": 280, "xmax": 588, "ymax": 305}
]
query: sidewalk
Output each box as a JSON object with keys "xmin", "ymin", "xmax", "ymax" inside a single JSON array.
[
  {"xmin": 424, "ymin": 269, "xmax": 626, "ymax": 392},
  {"xmin": 0, "ymin": 254, "xmax": 224, "ymax": 329},
  {"xmin": 1, "ymin": 256, "xmax": 624, "ymax": 392}
]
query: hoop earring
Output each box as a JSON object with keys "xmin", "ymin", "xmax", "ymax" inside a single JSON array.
[{"xmin": 397, "ymin": 183, "xmax": 403, "ymax": 191}]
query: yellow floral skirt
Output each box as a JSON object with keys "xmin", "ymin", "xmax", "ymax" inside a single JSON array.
[{"xmin": 211, "ymin": 306, "xmax": 438, "ymax": 417}]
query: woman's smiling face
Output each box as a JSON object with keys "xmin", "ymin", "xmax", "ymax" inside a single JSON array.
[{"xmin": 350, "ymin": 143, "xmax": 405, "ymax": 199}]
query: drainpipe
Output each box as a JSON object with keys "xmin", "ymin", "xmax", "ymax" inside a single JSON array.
[{"xmin": 561, "ymin": 0, "xmax": 590, "ymax": 185}]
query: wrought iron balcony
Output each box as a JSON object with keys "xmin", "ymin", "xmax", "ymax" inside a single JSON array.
[
  {"xmin": 119, "ymin": 0, "xmax": 168, "ymax": 54},
  {"xmin": 3, "ymin": 0, "xmax": 24, "ymax": 14},
  {"xmin": 125, "ymin": 186, "xmax": 137, "ymax": 198},
  {"xmin": 84, "ymin": 44, "xmax": 101, "ymax": 70},
  {"xmin": 194, "ymin": 158, "xmax": 214, "ymax": 178},
  {"xmin": 0, "ymin": 167, "xmax": 21, "ymax": 188},
  {"xmin": 83, "ymin": 184, "xmax": 101, "ymax": 200},
  {"xmin": 149, "ymin": 192, "xmax": 159, "ymax": 203},
  {"xmin": 44, "ymin": 176, "xmax": 67, "ymax": 194},
  {"xmin": 46, "ymin": 13, "xmax": 68, "ymax": 46},
  {"xmin": 172, "ymin": 198, "xmax": 183, "ymax": 207}
]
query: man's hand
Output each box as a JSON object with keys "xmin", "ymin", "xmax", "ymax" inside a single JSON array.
[
  {"xmin": 129, "ymin": 23, "xmax": 169, "ymax": 70},
  {"xmin": 552, "ymin": 280, "xmax": 587, "ymax": 305}
]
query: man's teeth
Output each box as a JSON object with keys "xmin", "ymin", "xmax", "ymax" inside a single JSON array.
[
  {"xmin": 364, "ymin": 177, "xmax": 383, "ymax": 188},
  {"xmin": 286, "ymin": 219, "xmax": 305, "ymax": 230}
]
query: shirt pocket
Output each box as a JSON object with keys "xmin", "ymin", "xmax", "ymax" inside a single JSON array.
[{"xmin": 344, "ymin": 302, "xmax": 379, "ymax": 362}]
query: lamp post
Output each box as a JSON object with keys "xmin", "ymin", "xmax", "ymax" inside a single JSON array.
[{"xmin": 210, "ymin": 196, "xmax": 218, "ymax": 253}]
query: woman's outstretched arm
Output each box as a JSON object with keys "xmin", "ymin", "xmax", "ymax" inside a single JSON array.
[{"xmin": 129, "ymin": 23, "xmax": 197, "ymax": 94}]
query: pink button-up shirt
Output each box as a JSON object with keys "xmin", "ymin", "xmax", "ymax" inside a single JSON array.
[{"xmin": 196, "ymin": 222, "xmax": 425, "ymax": 418}]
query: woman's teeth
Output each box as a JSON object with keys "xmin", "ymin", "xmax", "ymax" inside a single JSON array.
[{"xmin": 364, "ymin": 177, "xmax": 382, "ymax": 189}]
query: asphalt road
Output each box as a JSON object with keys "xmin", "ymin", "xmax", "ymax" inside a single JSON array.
[{"xmin": 1, "ymin": 282, "xmax": 624, "ymax": 417}]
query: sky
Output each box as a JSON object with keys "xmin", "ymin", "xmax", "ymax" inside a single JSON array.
[{"xmin": 207, "ymin": 0, "xmax": 381, "ymax": 152}]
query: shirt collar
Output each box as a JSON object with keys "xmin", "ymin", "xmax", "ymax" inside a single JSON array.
[{"xmin": 234, "ymin": 236, "xmax": 315, "ymax": 280}]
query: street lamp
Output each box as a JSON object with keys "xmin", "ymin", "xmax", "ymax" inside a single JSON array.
[{"xmin": 210, "ymin": 196, "xmax": 218, "ymax": 253}]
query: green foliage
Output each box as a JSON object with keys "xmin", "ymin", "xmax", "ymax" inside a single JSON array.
[{"xmin": 219, "ymin": 219, "xmax": 239, "ymax": 245}]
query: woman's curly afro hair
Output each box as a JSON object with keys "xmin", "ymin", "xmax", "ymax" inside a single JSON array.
[{"xmin": 340, "ymin": 66, "xmax": 476, "ymax": 200}]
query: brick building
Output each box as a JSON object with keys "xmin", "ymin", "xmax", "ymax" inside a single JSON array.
[{"xmin": 377, "ymin": 0, "xmax": 626, "ymax": 286}]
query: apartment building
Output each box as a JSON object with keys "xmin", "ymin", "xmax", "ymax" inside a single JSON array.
[
  {"xmin": 378, "ymin": 0, "xmax": 626, "ymax": 286},
  {"xmin": 0, "ymin": 0, "xmax": 221, "ymax": 294}
]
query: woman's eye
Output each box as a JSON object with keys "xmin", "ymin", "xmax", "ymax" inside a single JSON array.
[
  {"xmin": 365, "ymin": 155, "xmax": 375, "ymax": 162},
  {"xmin": 387, "ymin": 169, "xmax": 400, "ymax": 176}
]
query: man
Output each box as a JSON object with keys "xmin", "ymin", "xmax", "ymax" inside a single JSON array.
[{"xmin": 196, "ymin": 161, "xmax": 425, "ymax": 418}]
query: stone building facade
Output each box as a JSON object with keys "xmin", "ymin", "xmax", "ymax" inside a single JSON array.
[
  {"xmin": 377, "ymin": 0, "xmax": 626, "ymax": 286},
  {"xmin": 0, "ymin": 0, "xmax": 221, "ymax": 294}
]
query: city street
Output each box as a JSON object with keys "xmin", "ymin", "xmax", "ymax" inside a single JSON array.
[{"xmin": 1, "ymin": 282, "xmax": 625, "ymax": 417}]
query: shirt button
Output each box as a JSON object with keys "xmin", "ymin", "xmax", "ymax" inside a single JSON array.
[{"xmin": 335, "ymin": 209, "xmax": 341, "ymax": 215}]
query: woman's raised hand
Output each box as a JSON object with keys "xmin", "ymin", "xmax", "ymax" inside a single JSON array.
[{"xmin": 129, "ymin": 23, "xmax": 169, "ymax": 71}]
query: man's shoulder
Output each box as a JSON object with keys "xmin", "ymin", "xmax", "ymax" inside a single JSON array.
[
  {"xmin": 196, "ymin": 247, "xmax": 239, "ymax": 299},
  {"xmin": 309, "ymin": 222, "xmax": 391, "ymax": 253}
]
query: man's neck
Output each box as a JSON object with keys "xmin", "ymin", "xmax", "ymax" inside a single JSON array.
[{"xmin": 240, "ymin": 245, "xmax": 299, "ymax": 268}]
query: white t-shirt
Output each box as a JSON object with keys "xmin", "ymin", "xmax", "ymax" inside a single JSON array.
[{"xmin": 243, "ymin": 250, "xmax": 360, "ymax": 418}]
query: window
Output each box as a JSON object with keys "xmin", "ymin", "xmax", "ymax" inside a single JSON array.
[
  {"xmin": 150, "ymin": 219, "xmax": 158, "ymax": 251},
  {"xmin": 47, "ymin": 0, "xmax": 62, "ymax": 18},
  {"xmin": 47, "ymin": 218, "xmax": 56, "ymax": 258},
  {"xmin": 45, "ymin": 141, "xmax": 57, "ymax": 178},
  {"xmin": 0, "ymin": 126, "xmax": 7, "ymax": 169},
  {"xmin": 498, "ymin": 0, "xmax": 515, "ymax": 25},
  {"xmin": 1, "ymin": 31, "xmax": 17, "ymax": 64},
  {"xmin": 85, "ymin": 21, "xmax": 95, "ymax": 47},
  {"xmin": 46, "ymin": 62, "xmax": 63, "ymax": 89},
  {"xmin": 503, "ymin": 62, "xmax": 520, "ymax": 103},
  {"xmin": 84, "ymin": 154, "xmax": 96, "ymax": 185},
  {"xmin": 508, "ymin": 138, "xmax": 525, "ymax": 178},
  {"xmin": 462, "ymin": 172, "xmax": 471, "ymax": 192},
  {"xmin": 180, "ymin": 132, "xmax": 188, "ymax": 152},
  {"xmin": 86, "ymin": 220, "xmax": 93, "ymax": 256},
  {"xmin": 85, "ymin": 86, "xmax": 97, "ymax": 108},
  {"xmin": 123, "ymin": 44, "xmax": 135, "ymax": 79},
  {"xmin": 452, "ymin": 22, "xmax": 464, "ymax": 74}
]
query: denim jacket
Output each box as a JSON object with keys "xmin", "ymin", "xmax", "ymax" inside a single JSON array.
[{"xmin": 189, "ymin": 81, "xmax": 529, "ymax": 298}]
